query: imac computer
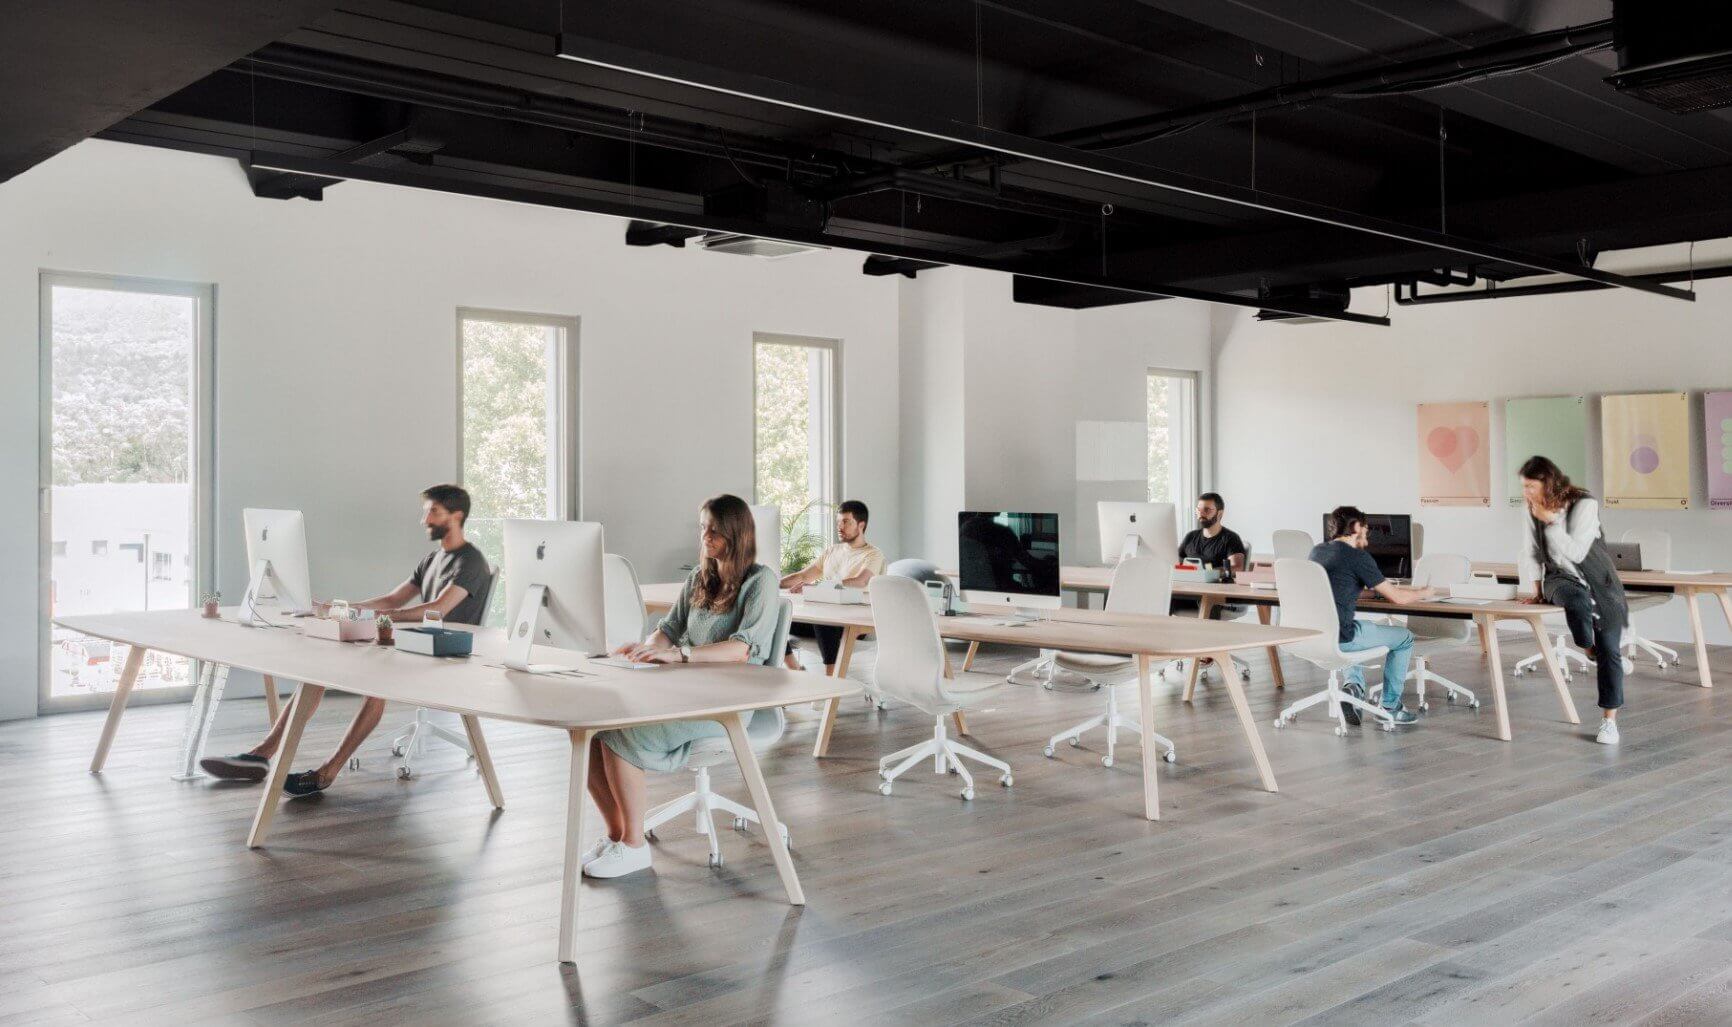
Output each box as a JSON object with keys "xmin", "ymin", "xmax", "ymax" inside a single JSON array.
[
  {"xmin": 1319, "ymin": 512, "xmax": 1414, "ymax": 580},
  {"xmin": 957, "ymin": 511, "xmax": 1061, "ymax": 621},
  {"xmin": 502, "ymin": 519, "xmax": 608, "ymax": 673},
  {"xmin": 240, "ymin": 508, "xmax": 313, "ymax": 625},
  {"xmin": 748, "ymin": 503, "xmax": 782, "ymax": 574},
  {"xmin": 1096, "ymin": 501, "xmax": 1178, "ymax": 565}
]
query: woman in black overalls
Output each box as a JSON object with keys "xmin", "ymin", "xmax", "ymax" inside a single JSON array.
[{"xmin": 1517, "ymin": 456, "xmax": 1629, "ymax": 744}]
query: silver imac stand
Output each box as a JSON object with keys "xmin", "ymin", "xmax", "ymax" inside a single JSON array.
[
  {"xmin": 239, "ymin": 558, "xmax": 277, "ymax": 626},
  {"xmin": 502, "ymin": 584, "xmax": 592, "ymax": 676}
]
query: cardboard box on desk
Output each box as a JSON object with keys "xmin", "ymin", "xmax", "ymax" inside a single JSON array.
[
  {"xmin": 303, "ymin": 617, "xmax": 377, "ymax": 643},
  {"xmin": 394, "ymin": 626, "xmax": 474, "ymax": 657}
]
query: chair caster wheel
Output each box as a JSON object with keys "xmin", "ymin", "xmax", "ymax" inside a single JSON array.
[
  {"xmin": 1240, "ymin": 669, "xmax": 1251, "ymax": 681},
  {"xmin": 1000, "ymin": 774, "xmax": 1012, "ymax": 787},
  {"xmin": 960, "ymin": 788, "xmax": 975, "ymax": 801},
  {"xmin": 1101, "ymin": 755, "xmax": 1114, "ymax": 768},
  {"xmin": 645, "ymin": 829, "xmax": 658, "ymax": 841},
  {"xmin": 1164, "ymin": 750, "xmax": 1177, "ymax": 763},
  {"xmin": 1381, "ymin": 722, "xmax": 1394, "ymax": 732},
  {"xmin": 1043, "ymin": 682, "xmax": 1054, "ymax": 691},
  {"xmin": 349, "ymin": 757, "xmax": 361, "ymax": 770},
  {"xmin": 1418, "ymin": 701, "xmax": 1429, "ymax": 712},
  {"xmin": 396, "ymin": 766, "xmax": 412, "ymax": 780},
  {"xmin": 1512, "ymin": 668, "xmax": 1525, "ymax": 678},
  {"xmin": 733, "ymin": 817, "xmax": 748, "ymax": 832},
  {"xmin": 780, "ymin": 830, "xmax": 791, "ymax": 848},
  {"xmin": 391, "ymin": 745, "xmax": 406, "ymax": 757},
  {"xmin": 1068, "ymin": 737, "xmax": 1080, "ymax": 748},
  {"xmin": 1043, "ymin": 745, "xmax": 1055, "ymax": 758},
  {"xmin": 1273, "ymin": 718, "xmax": 1286, "ymax": 729},
  {"xmin": 878, "ymin": 782, "xmax": 893, "ymax": 796},
  {"xmin": 1469, "ymin": 699, "xmax": 1481, "ymax": 709},
  {"xmin": 708, "ymin": 853, "xmax": 724, "ymax": 869},
  {"xmin": 1334, "ymin": 726, "xmax": 1347, "ymax": 737}
]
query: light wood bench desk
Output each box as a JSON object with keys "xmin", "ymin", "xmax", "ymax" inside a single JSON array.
[
  {"xmin": 642, "ymin": 583, "xmax": 1317, "ymax": 820},
  {"xmin": 58, "ymin": 608, "xmax": 856, "ymax": 964}
]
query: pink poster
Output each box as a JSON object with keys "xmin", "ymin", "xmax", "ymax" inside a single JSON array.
[
  {"xmin": 1710, "ymin": 391, "xmax": 1732, "ymax": 510},
  {"xmin": 1417, "ymin": 401, "xmax": 1491, "ymax": 507}
]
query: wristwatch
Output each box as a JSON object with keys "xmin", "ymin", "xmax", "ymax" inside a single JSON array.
[{"xmin": 678, "ymin": 644, "xmax": 692, "ymax": 663}]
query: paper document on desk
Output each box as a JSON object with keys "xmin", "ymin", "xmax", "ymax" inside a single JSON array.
[{"xmin": 1436, "ymin": 597, "xmax": 1493, "ymax": 606}]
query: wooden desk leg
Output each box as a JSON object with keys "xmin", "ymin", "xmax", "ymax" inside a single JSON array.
[
  {"xmin": 940, "ymin": 650, "xmax": 967, "ymax": 736},
  {"xmin": 724, "ymin": 713, "xmax": 805, "ymax": 905},
  {"xmin": 1482, "ymin": 616, "xmax": 1512, "ymax": 742},
  {"xmin": 262, "ymin": 674, "xmax": 281, "ymax": 723},
  {"xmin": 1686, "ymin": 590, "xmax": 1714, "ymax": 689},
  {"xmin": 462, "ymin": 715, "xmax": 505, "ymax": 809},
  {"xmin": 961, "ymin": 641, "xmax": 980, "ymax": 672},
  {"xmin": 1216, "ymin": 650, "xmax": 1278, "ymax": 794},
  {"xmin": 1256, "ymin": 606, "xmax": 1285, "ymax": 688},
  {"xmin": 1526, "ymin": 616, "xmax": 1580, "ymax": 726},
  {"xmin": 1477, "ymin": 621, "xmax": 1491, "ymax": 658},
  {"xmin": 1182, "ymin": 652, "xmax": 1204, "ymax": 703},
  {"xmin": 1136, "ymin": 655, "xmax": 1159, "ymax": 821},
  {"xmin": 811, "ymin": 627, "xmax": 860, "ymax": 758},
  {"xmin": 247, "ymin": 683, "xmax": 323, "ymax": 849},
  {"xmin": 90, "ymin": 646, "xmax": 146, "ymax": 773},
  {"xmin": 557, "ymin": 728, "xmax": 593, "ymax": 965}
]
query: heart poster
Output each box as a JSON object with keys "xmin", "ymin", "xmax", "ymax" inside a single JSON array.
[
  {"xmin": 1418, "ymin": 401, "xmax": 1491, "ymax": 507},
  {"xmin": 1602, "ymin": 391, "xmax": 1690, "ymax": 509}
]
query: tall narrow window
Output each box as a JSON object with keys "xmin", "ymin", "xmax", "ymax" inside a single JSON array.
[
  {"xmin": 1147, "ymin": 369, "xmax": 1198, "ymax": 505},
  {"xmin": 43, "ymin": 273, "xmax": 213, "ymax": 712},
  {"xmin": 458, "ymin": 309, "xmax": 579, "ymax": 624},
  {"xmin": 753, "ymin": 333, "xmax": 840, "ymax": 573}
]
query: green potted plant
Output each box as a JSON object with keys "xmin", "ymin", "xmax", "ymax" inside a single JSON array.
[
  {"xmin": 779, "ymin": 499, "xmax": 835, "ymax": 576},
  {"xmin": 375, "ymin": 613, "xmax": 394, "ymax": 646},
  {"xmin": 200, "ymin": 591, "xmax": 221, "ymax": 618}
]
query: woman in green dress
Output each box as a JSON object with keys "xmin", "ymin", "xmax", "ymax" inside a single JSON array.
[{"xmin": 582, "ymin": 493, "xmax": 782, "ymax": 880}]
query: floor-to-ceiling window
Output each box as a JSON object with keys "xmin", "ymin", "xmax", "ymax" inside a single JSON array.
[
  {"xmin": 1147, "ymin": 368, "xmax": 1198, "ymax": 506},
  {"xmin": 41, "ymin": 273, "xmax": 213, "ymax": 713},
  {"xmin": 457, "ymin": 309, "xmax": 579, "ymax": 625},
  {"xmin": 753, "ymin": 333, "xmax": 840, "ymax": 574}
]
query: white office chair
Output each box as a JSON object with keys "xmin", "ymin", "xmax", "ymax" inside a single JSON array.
[
  {"xmin": 1043, "ymin": 556, "xmax": 1178, "ymax": 767},
  {"xmin": 870, "ymin": 575, "xmax": 1013, "ymax": 800},
  {"xmin": 602, "ymin": 552, "xmax": 652, "ymax": 652},
  {"xmin": 390, "ymin": 565, "xmax": 498, "ymax": 779},
  {"xmin": 643, "ymin": 596, "xmax": 794, "ymax": 868},
  {"xmin": 1272, "ymin": 558, "xmax": 1398, "ymax": 734},
  {"xmin": 1620, "ymin": 528, "xmax": 1681, "ymax": 671},
  {"xmin": 1272, "ymin": 529, "xmax": 1315, "ymax": 561},
  {"xmin": 1396, "ymin": 554, "xmax": 1479, "ymax": 711}
]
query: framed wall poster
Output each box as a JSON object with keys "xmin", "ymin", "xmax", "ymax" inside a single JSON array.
[
  {"xmin": 1417, "ymin": 401, "xmax": 1491, "ymax": 506},
  {"xmin": 1504, "ymin": 396, "xmax": 1587, "ymax": 506},
  {"xmin": 1708, "ymin": 391, "xmax": 1732, "ymax": 510},
  {"xmin": 1601, "ymin": 391, "xmax": 1691, "ymax": 509}
]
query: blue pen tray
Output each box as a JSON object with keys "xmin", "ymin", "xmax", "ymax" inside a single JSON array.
[{"xmin": 394, "ymin": 626, "xmax": 474, "ymax": 657}]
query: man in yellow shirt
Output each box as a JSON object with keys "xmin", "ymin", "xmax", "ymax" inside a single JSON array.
[{"xmin": 781, "ymin": 500, "xmax": 885, "ymax": 674}]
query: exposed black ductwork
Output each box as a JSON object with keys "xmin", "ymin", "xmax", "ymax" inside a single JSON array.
[
  {"xmin": 1395, "ymin": 264, "xmax": 1732, "ymax": 304},
  {"xmin": 863, "ymin": 255, "xmax": 942, "ymax": 278},
  {"xmin": 625, "ymin": 221, "xmax": 705, "ymax": 247}
]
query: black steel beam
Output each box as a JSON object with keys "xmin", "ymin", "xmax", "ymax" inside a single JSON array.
[
  {"xmin": 244, "ymin": 150, "xmax": 1389, "ymax": 326},
  {"xmin": 1395, "ymin": 264, "xmax": 1732, "ymax": 304},
  {"xmin": 553, "ymin": 34, "xmax": 1693, "ymax": 304}
]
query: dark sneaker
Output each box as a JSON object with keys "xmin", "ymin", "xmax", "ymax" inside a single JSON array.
[
  {"xmin": 1340, "ymin": 682, "xmax": 1366, "ymax": 726},
  {"xmin": 199, "ymin": 753, "xmax": 270, "ymax": 781},
  {"xmin": 283, "ymin": 770, "xmax": 329, "ymax": 798},
  {"xmin": 1385, "ymin": 706, "xmax": 1419, "ymax": 726}
]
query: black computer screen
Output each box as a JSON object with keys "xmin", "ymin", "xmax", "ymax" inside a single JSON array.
[
  {"xmin": 957, "ymin": 511, "xmax": 1061, "ymax": 597},
  {"xmin": 1320, "ymin": 512, "xmax": 1413, "ymax": 579}
]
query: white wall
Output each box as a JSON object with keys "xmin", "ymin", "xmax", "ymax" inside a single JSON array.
[
  {"xmin": 0, "ymin": 140, "xmax": 900, "ymax": 720},
  {"xmin": 1216, "ymin": 285, "xmax": 1732, "ymax": 645}
]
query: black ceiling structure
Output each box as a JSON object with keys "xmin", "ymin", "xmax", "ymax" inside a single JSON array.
[{"xmin": 13, "ymin": 1, "xmax": 1732, "ymax": 323}]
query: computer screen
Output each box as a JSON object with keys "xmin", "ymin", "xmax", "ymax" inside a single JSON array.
[
  {"xmin": 957, "ymin": 511, "xmax": 1061, "ymax": 599},
  {"xmin": 1319, "ymin": 512, "xmax": 1413, "ymax": 579}
]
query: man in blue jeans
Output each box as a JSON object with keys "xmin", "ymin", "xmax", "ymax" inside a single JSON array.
[{"xmin": 1310, "ymin": 506, "xmax": 1440, "ymax": 726}]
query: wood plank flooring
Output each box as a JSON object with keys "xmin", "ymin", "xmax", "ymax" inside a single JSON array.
[{"xmin": 4, "ymin": 637, "xmax": 1732, "ymax": 1025}]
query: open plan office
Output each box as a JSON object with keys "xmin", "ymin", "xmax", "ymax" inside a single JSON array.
[{"xmin": 8, "ymin": 2, "xmax": 1732, "ymax": 1024}]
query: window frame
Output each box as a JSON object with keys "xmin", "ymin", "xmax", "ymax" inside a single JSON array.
[
  {"xmin": 751, "ymin": 332, "xmax": 844, "ymax": 533},
  {"xmin": 1146, "ymin": 366, "xmax": 1200, "ymax": 507},
  {"xmin": 38, "ymin": 271, "xmax": 215, "ymax": 714},
  {"xmin": 454, "ymin": 307, "xmax": 582, "ymax": 522}
]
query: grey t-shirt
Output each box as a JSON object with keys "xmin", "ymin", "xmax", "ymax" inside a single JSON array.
[
  {"xmin": 410, "ymin": 543, "xmax": 492, "ymax": 625},
  {"xmin": 1309, "ymin": 540, "xmax": 1385, "ymax": 643}
]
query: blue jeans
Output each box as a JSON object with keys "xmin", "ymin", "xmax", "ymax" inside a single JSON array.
[{"xmin": 1339, "ymin": 620, "xmax": 1415, "ymax": 710}]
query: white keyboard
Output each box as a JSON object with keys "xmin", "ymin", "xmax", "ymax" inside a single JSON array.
[{"xmin": 589, "ymin": 656, "xmax": 660, "ymax": 671}]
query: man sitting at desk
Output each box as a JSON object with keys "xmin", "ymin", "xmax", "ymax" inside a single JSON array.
[
  {"xmin": 1311, "ymin": 505, "xmax": 1438, "ymax": 726},
  {"xmin": 199, "ymin": 483, "xmax": 492, "ymax": 795},
  {"xmin": 780, "ymin": 499, "xmax": 885, "ymax": 675},
  {"xmin": 1171, "ymin": 491, "xmax": 1248, "ymax": 620}
]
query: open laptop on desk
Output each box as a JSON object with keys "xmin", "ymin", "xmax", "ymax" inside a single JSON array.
[{"xmin": 1606, "ymin": 542, "xmax": 1644, "ymax": 572}]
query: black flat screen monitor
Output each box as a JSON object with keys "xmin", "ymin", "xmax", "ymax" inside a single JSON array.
[
  {"xmin": 1320, "ymin": 512, "xmax": 1413, "ymax": 579},
  {"xmin": 957, "ymin": 511, "xmax": 1061, "ymax": 604}
]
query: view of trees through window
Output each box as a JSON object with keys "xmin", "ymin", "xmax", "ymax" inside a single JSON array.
[
  {"xmin": 48, "ymin": 282, "xmax": 202, "ymax": 702},
  {"xmin": 1147, "ymin": 371, "xmax": 1195, "ymax": 505},
  {"xmin": 754, "ymin": 337, "xmax": 837, "ymax": 573},
  {"xmin": 460, "ymin": 315, "xmax": 566, "ymax": 625}
]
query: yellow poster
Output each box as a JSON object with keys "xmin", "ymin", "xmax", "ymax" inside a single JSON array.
[{"xmin": 1601, "ymin": 392, "xmax": 1690, "ymax": 509}]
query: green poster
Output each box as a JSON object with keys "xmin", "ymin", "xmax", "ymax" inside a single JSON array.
[{"xmin": 1505, "ymin": 396, "xmax": 1587, "ymax": 506}]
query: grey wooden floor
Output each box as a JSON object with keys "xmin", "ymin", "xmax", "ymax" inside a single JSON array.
[{"xmin": 5, "ymin": 636, "xmax": 1732, "ymax": 1026}]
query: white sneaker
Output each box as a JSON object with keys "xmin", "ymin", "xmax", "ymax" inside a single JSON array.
[
  {"xmin": 579, "ymin": 837, "xmax": 613, "ymax": 867},
  {"xmin": 582, "ymin": 840, "xmax": 653, "ymax": 879},
  {"xmin": 1596, "ymin": 719, "xmax": 1620, "ymax": 745}
]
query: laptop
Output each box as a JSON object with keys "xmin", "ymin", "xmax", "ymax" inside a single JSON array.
[{"xmin": 1606, "ymin": 541, "xmax": 1643, "ymax": 572}]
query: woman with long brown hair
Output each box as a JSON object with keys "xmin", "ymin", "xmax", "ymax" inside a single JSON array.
[
  {"xmin": 578, "ymin": 494, "xmax": 781, "ymax": 880},
  {"xmin": 1517, "ymin": 455, "xmax": 1630, "ymax": 744}
]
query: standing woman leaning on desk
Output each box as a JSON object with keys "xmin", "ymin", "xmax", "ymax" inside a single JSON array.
[
  {"xmin": 1517, "ymin": 456, "xmax": 1630, "ymax": 745},
  {"xmin": 586, "ymin": 493, "xmax": 782, "ymax": 880}
]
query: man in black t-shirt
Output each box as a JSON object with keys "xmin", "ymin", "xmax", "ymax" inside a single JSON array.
[
  {"xmin": 1171, "ymin": 492, "xmax": 1248, "ymax": 620},
  {"xmin": 199, "ymin": 484, "xmax": 493, "ymax": 795}
]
